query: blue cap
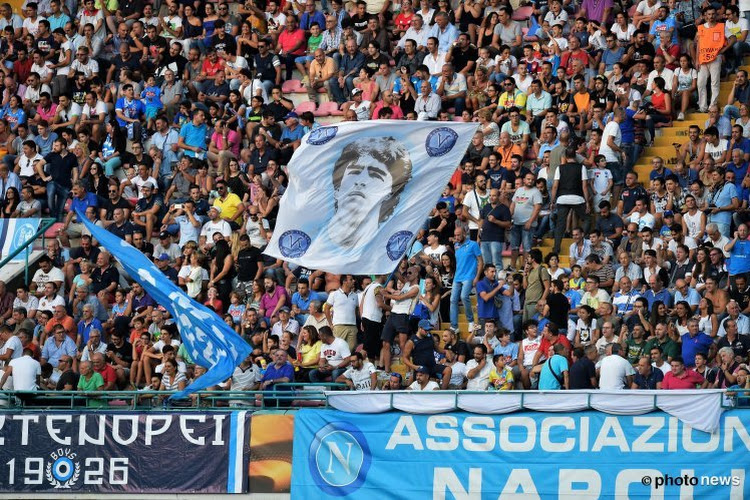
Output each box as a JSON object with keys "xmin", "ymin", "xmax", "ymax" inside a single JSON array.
[
  {"xmin": 664, "ymin": 210, "xmax": 674, "ymax": 218},
  {"xmin": 418, "ymin": 319, "xmax": 433, "ymax": 331}
]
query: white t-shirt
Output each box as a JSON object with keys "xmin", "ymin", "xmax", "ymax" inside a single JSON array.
[
  {"xmin": 82, "ymin": 100, "xmax": 107, "ymax": 120},
  {"xmin": 320, "ymin": 337, "xmax": 351, "ymax": 368},
  {"xmin": 599, "ymin": 120, "xmax": 622, "ymax": 163},
  {"xmin": 7, "ymin": 356, "xmax": 41, "ymax": 390},
  {"xmin": 423, "ymin": 244, "xmax": 448, "ymax": 263},
  {"xmin": 17, "ymin": 153, "xmax": 43, "ymax": 178},
  {"xmin": 521, "ymin": 337, "xmax": 541, "ymax": 367},
  {"xmin": 647, "ymin": 68, "xmax": 674, "ymax": 92},
  {"xmin": 0, "ymin": 335, "xmax": 23, "ymax": 364},
  {"xmin": 13, "ymin": 295, "xmax": 39, "ymax": 314},
  {"xmin": 70, "ymin": 58, "xmax": 100, "ymax": 79},
  {"xmin": 32, "ymin": 267, "xmax": 65, "ymax": 295},
  {"xmin": 653, "ymin": 361, "xmax": 672, "ymax": 375},
  {"xmin": 409, "ymin": 379, "xmax": 440, "ymax": 390},
  {"xmin": 351, "ymin": 100, "xmax": 371, "ymax": 121},
  {"xmin": 200, "ymin": 219, "xmax": 232, "ymax": 242},
  {"xmin": 231, "ymin": 364, "xmax": 261, "ymax": 389},
  {"xmin": 178, "ymin": 265, "xmax": 208, "ymax": 298},
  {"xmin": 591, "ymin": 168, "xmax": 613, "ymax": 201},
  {"xmin": 38, "ymin": 294, "xmax": 65, "ymax": 313},
  {"xmin": 326, "ymin": 289, "xmax": 358, "ymax": 325},
  {"xmin": 390, "ymin": 283, "xmax": 417, "ymax": 315},
  {"xmin": 462, "ymin": 189, "xmax": 490, "ymax": 229},
  {"xmin": 598, "ymin": 354, "xmax": 636, "ymax": 389},
  {"xmin": 360, "ymin": 282, "xmax": 384, "ymax": 322},
  {"xmin": 466, "ymin": 357, "xmax": 492, "ymax": 390},
  {"xmin": 636, "ymin": 0, "xmax": 662, "ymax": 17},
  {"xmin": 449, "ymin": 361, "xmax": 467, "ymax": 387},
  {"xmin": 342, "ymin": 361, "xmax": 376, "ymax": 390}
]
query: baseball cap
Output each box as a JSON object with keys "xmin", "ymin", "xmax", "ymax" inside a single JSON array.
[
  {"xmin": 210, "ymin": 205, "xmax": 222, "ymax": 214},
  {"xmin": 351, "ymin": 88, "xmax": 363, "ymax": 96},
  {"xmin": 418, "ymin": 319, "xmax": 433, "ymax": 331},
  {"xmin": 415, "ymin": 366, "xmax": 431, "ymax": 374},
  {"xmin": 279, "ymin": 306, "xmax": 291, "ymax": 313},
  {"xmin": 159, "ymin": 231, "xmax": 170, "ymax": 239},
  {"xmin": 142, "ymin": 181, "xmax": 155, "ymax": 189},
  {"xmin": 284, "ymin": 111, "xmax": 299, "ymax": 120},
  {"xmin": 594, "ymin": 75, "xmax": 608, "ymax": 84},
  {"xmin": 157, "ymin": 253, "xmax": 170, "ymax": 261},
  {"xmin": 664, "ymin": 210, "xmax": 674, "ymax": 218}
]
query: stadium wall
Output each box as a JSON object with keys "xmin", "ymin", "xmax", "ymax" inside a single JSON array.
[{"xmin": 0, "ymin": 409, "xmax": 748, "ymax": 498}]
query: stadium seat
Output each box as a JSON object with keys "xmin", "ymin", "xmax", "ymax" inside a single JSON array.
[
  {"xmin": 654, "ymin": 120, "xmax": 673, "ymax": 129},
  {"xmin": 282, "ymin": 79, "xmax": 303, "ymax": 93},
  {"xmin": 44, "ymin": 222, "xmax": 64, "ymax": 239},
  {"xmin": 316, "ymin": 101, "xmax": 342, "ymax": 116},
  {"xmin": 294, "ymin": 101, "xmax": 317, "ymax": 114},
  {"xmin": 512, "ymin": 6, "xmax": 532, "ymax": 21}
]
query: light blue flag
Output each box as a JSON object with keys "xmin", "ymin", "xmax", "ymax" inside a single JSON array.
[{"xmin": 75, "ymin": 209, "xmax": 252, "ymax": 399}]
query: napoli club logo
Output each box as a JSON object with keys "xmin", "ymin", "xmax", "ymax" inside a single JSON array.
[
  {"xmin": 307, "ymin": 126, "xmax": 338, "ymax": 145},
  {"xmin": 278, "ymin": 230, "xmax": 311, "ymax": 258},
  {"xmin": 386, "ymin": 231, "xmax": 413, "ymax": 261},
  {"xmin": 13, "ymin": 222, "xmax": 36, "ymax": 248},
  {"xmin": 46, "ymin": 448, "xmax": 80, "ymax": 489},
  {"xmin": 425, "ymin": 127, "xmax": 458, "ymax": 157},
  {"xmin": 308, "ymin": 421, "xmax": 371, "ymax": 496}
]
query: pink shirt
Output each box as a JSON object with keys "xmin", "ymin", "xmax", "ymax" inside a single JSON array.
[
  {"xmin": 211, "ymin": 129, "xmax": 241, "ymax": 156},
  {"xmin": 662, "ymin": 369, "xmax": 705, "ymax": 390},
  {"xmin": 36, "ymin": 103, "xmax": 57, "ymax": 122},
  {"xmin": 371, "ymin": 102, "xmax": 404, "ymax": 120}
]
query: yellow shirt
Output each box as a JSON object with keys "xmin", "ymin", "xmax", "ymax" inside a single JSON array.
[
  {"xmin": 488, "ymin": 366, "xmax": 514, "ymax": 390},
  {"xmin": 301, "ymin": 340, "xmax": 322, "ymax": 366},
  {"xmin": 95, "ymin": 0, "xmax": 119, "ymax": 11},
  {"xmin": 213, "ymin": 193, "xmax": 243, "ymax": 224}
]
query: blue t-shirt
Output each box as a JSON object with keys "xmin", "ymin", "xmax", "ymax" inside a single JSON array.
[
  {"xmin": 476, "ymin": 278, "xmax": 498, "ymax": 319},
  {"xmin": 728, "ymin": 240, "xmax": 750, "ymax": 276},
  {"xmin": 179, "ymin": 121, "xmax": 208, "ymax": 157},
  {"xmin": 292, "ymin": 291, "xmax": 320, "ymax": 312},
  {"xmin": 650, "ymin": 168, "xmax": 673, "ymax": 181},
  {"xmin": 493, "ymin": 341, "xmax": 519, "ymax": 360},
  {"xmin": 621, "ymin": 108, "xmax": 636, "ymax": 143},
  {"xmin": 454, "ymin": 239, "xmax": 481, "ymax": 282},
  {"xmin": 539, "ymin": 354, "xmax": 568, "ymax": 390},
  {"xmin": 727, "ymin": 161, "xmax": 748, "ymax": 186},
  {"xmin": 280, "ymin": 125, "xmax": 305, "ymax": 143},
  {"xmin": 681, "ymin": 332, "xmax": 713, "ymax": 367},
  {"xmin": 649, "ymin": 18, "xmax": 678, "ymax": 44},
  {"xmin": 141, "ymin": 86, "xmax": 163, "ymax": 109},
  {"xmin": 70, "ymin": 192, "xmax": 98, "ymax": 222},
  {"xmin": 709, "ymin": 182, "xmax": 738, "ymax": 226},
  {"xmin": 261, "ymin": 361, "xmax": 295, "ymax": 390},
  {"xmin": 115, "ymin": 97, "xmax": 145, "ymax": 127}
]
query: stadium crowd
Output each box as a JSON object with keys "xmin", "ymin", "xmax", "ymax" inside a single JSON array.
[{"xmin": 0, "ymin": 0, "xmax": 749, "ymax": 403}]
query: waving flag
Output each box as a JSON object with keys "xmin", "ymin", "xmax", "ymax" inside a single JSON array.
[
  {"xmin": 76, "ymin": 209, "xmax": 252, "ymax": 399},
  {"xmin": 265, "ymin": 120, "xmax": 478, "ymax": 274},
  {"xmin": 0, "ymin": 218, "xmax": 40, "ymax": 261}
]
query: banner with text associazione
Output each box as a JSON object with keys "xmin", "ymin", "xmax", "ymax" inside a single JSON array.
[
  {"xmin": 291, "ymin": 409, "xmax": 750, "ymax": 499},
  {"xmin": 0, "ymin": 411, "xmax": 250, "ymax": 494}
]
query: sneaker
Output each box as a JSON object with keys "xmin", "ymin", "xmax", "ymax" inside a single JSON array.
[{"xmin": 677, "ymin": 112, "xmax": 685, "ymax": 121}]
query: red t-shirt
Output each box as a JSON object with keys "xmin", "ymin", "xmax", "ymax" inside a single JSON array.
[
  {"xmin": 662, "ymin": 369, "xmax": 704, "ymax": 389},
  {"xmin": 538, "ymin": 334, "xmax": 572, "ymax": 362},
  {"xmin": 561, "ymin": 51, "xmax": 590, "ymax": 76},
  {"xmin": 95, "ymin": 364, "xmax": 117, "ymax": 388},
  {"xmin": 655, "ymin": 44, "xmax": 681, "ymax": 70},
  {"xmin": 278, "ymin": 28, "xmax": 307, "ymax": 56},
  {"xmin": 201, "ymin": 57, "xmax": 225, "ymax": 78}
]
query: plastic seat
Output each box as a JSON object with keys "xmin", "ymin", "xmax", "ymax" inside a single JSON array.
[
  {"xmin": 294, "ymin": 101, "xmax": 317, "ymax": 114},
  {"xmin": 281, "ymin": 79, "xmax": 303, "ymax": 93},
  {"xmin": 316, "ymin": 101, "xmax": 342, "ymax": 116},
  {"xmin": 512, "ymin": 6, "xmax": 532, "ymax": 21},
  {"xmin": 44, "ymin": 222, "xmax": 64, "ymax": 239}
]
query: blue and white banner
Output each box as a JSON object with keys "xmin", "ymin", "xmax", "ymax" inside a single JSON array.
[
  {"xmin": 0, "ymin": 218, "xmax": 39, "ymax": 261},
  {"xmin": 0, "ymin": 410, "xmax": 250, "ymax": 494},
  {"xmin": 76, "ymin": 209, "xmax": 253, "ymax": 399},
  {"xmin": 292, "ymin": 410, "xmax": 749, "ymax": 499},
  {"xmin": 265, "ymin": 121, "xmax": 478, "ymax": 274}
]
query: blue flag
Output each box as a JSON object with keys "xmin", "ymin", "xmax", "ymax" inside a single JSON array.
[
  {"xmin": 0, "ymin": 218, "xmax": 40, "ymax": 261},
  {"xmin": 75, "ymin": 209, "xmax": 252, "ymax": 399}
]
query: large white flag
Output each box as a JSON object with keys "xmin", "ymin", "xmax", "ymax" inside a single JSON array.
[{"xmin": 264, "ymin": 120, "xmax": 478, "ymax": 274}]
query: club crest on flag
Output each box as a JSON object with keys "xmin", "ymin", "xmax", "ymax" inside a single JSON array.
[{"xmin": 266, "ymin": 121, "xmax": 479, "ymax": 274}]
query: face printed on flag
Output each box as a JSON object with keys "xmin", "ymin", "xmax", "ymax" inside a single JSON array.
[
  {"xmin": 265, "ymin": 121, "xmax": 478, "ymax": 274},
  {"xmin": 328, "ymin": 138, "xmax": 412, "ymax": 249}
]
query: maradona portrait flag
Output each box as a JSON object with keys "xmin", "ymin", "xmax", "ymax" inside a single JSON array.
[
  {"xmin": 75, "ymin": 209, "xmax": 252, "ymax": 399},
  {"xmin": 265, "ymin": 120, "xmax": 478, "ymax": 274}
]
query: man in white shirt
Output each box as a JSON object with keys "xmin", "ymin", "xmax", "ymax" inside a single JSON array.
[
  {"xmin": 0, "ymin": 348, "xmax": 41, "ymax": 390},
  {"xmin": 31, "ymin": 256, "xmax": 65, "ymax": 297},
  {"xmin": 310, "ymin": 326, "xmax": 352, "ymax": 382},
  {"xmin": 337, "ymin": 352, "xmax": 377, "ymax": 390},
  {"xmin": 408, "ymin": 366, "xmax": 439, "ymax": 390},
  {"xmin": 598, "ymin": 343, "xmax": 636, "ymax": 389},
  {"xmin": 414, "ymin": 80, "xmax": 441, "ymax": 120},
  {"xmin": 324, "ymin": 274, "xmax": 359, "ymax": 350},
  {"xmin": 466, "ymin": 344, "xmax": 492, "ymax": 390},
  {"xmin": 199, "ymin": 206, "xmax": 232, "ymax": 248},
  {"xmin": 0, "ymin": 326, "xmax": 23, "ymax": 367}
]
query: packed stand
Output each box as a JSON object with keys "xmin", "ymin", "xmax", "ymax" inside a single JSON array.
[{"xmin": 0, "ymin": 0, "xmax": 749, "ymax": 403}]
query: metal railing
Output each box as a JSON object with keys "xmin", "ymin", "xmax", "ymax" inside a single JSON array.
[{"xmin": 0, "ymin": 383, "xmax": 348, "ymax": 411}]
